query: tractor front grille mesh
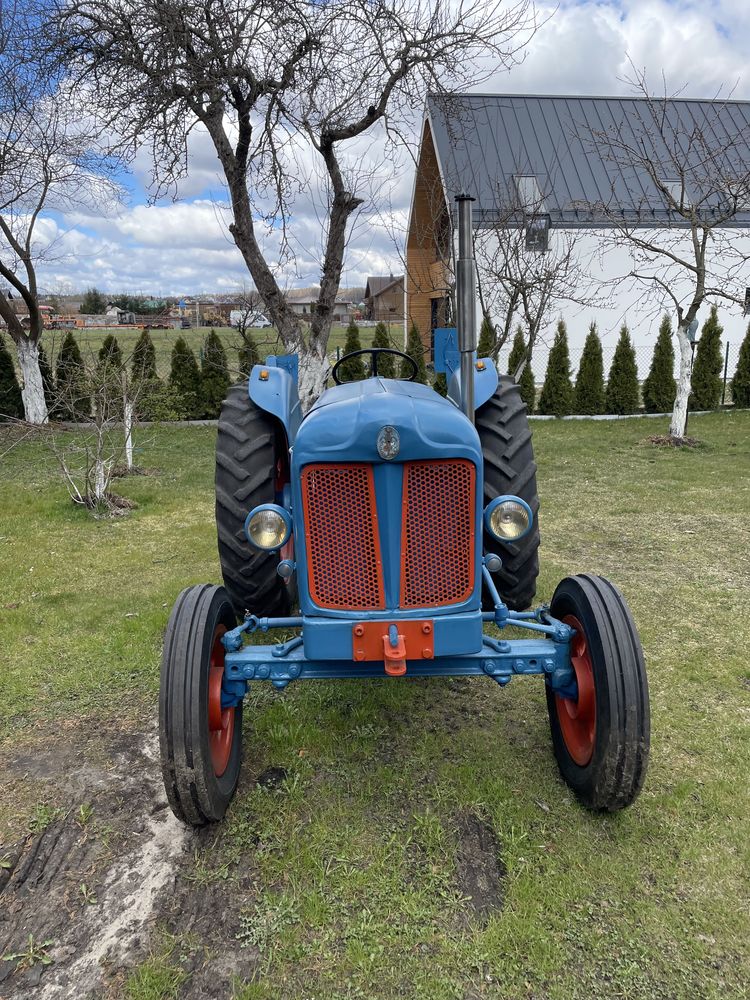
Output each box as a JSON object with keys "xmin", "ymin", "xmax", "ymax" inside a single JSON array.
[
  {"xmin": 400, "ymin": 459, "xmax": 475, "ymax": 608},
  {"xmin": 301, "ymin": 464, "xmax": 385, "ymax": 610}
]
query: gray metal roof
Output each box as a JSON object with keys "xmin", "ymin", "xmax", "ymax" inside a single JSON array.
[{"xmin": 426, "ymin": 93, "xmax": 750, "ymax": 228}]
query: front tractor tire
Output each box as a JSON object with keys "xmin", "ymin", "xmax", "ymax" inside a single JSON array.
[
  {"xmin": 160, "ymin": 585, "xmax": 243, "ymax": 825},
  {"xmin": 216, "ymin": 383, "xmax": 293, "ymax": 620},
  {"xmin": 546, "ymin": 574, "xmax": 650, "ymax": 812},
  {"xmin": 476, "ymin": 374, "xmax": 540, "ymax": 610}
]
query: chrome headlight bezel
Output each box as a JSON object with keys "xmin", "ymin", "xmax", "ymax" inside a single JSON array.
[
  {"xmin": 244, "ymin": 503, "xmax": 292, "ymax": 551},
  {"xmin": 484, "ymin": 495, "xmax": 533, "ymax": 543}
]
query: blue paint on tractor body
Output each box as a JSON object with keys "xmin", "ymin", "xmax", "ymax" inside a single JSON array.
[{"xmin": 233, "ymin": 352, "xmax": 575, "ymax": 706}]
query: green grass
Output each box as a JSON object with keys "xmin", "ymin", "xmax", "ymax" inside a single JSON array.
[
  {"xmin": 38, "ymin": 323, "xmax": 381, "ymax": 380},
  {"xmin": 1, "ymin": 411, "xmax": 749, "ymax": 999}
]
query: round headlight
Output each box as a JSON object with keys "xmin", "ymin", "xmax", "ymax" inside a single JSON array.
[
  {"xmin": 244, "ymin": 505, "xmax": 291, "ymax": 550},
  {"xmin": 377, "ymin": 424, "xmax": 400, "ymax": 461},
  {"xmin": 485, "ymin": 496, "xmax": 533, "ymax": 542}
]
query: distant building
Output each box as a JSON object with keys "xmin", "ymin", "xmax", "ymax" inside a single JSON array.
[
  {"xmin": 285, "ymin": 290, "xmax": 352, "ymax": 324},
  {"xmin": 364, "ymin": 275, "xmax": 405, "ymax": 323}
]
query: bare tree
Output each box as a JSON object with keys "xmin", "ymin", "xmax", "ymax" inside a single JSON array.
[
  {"xmin": 56, "ymin": 0, "xmax": 534, "ymax": 409},
  {"xmin": 474, "ymin": 189, "xmax": 599, "ymax": 375},
  {"xmin": 575, "ymin": 71, "xmax": 750, "ymax": 438},
  {"xmin": 0, "ymin": 5, "xmax": 120, "ymax": 423}
]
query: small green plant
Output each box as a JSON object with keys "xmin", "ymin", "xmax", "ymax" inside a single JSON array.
[
  {"xmin": 402, "ymin": 322, "xmax": 427, "ymax": 383},
  {"xmin": 605, "ymin": 325, "xmax": 639, "ymax": 415},
  {"xmin": 691, "ymin": 305, "xmax": 723, "ymax": 410},
  {"xmin": 642, "ymin": 315, "xmax": 677, "ymax": 413},
  {"xmin": 574, "ymin": 323, "xmax": 606, "ymax": 415},
  {"xmin": 731, "ymin": 322, "xmax": 750, "ymax": 408},
  {"xmin": 237, "ymin": 895, "xmax": 299, "ymax": 952},
  {"xmin": 371, "ymin": 321, "xmax": 395, "ymax": 378},
  {"xmin": 537, "ymin": 319, "xmax": 573, "ymax": 416},
  {"xmin": 338, "ymin": 320, "xmax": 366, "ymax": 382},
  {"xmin": 28, "ymin": 803, "xmax": 63, "ymax": 833},
  {"xmin": 79, "ymin": 882, "xmax": 98, "ymax": 904},
  {"xmin": 2, "ymin": 934, "xmax": 55, "ymax": 971},
  {"xmin": 77, "ymin": 803, "xmax": 94, "ymax": 826}
]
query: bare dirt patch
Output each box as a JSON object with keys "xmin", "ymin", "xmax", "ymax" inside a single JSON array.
[
  {"xmin": 454, "ymin": 811, "xmax": 507, "ymax": 924},
  {"xmin": 0, "ymin": 725, "xmax": 261, "ymax": 999}
]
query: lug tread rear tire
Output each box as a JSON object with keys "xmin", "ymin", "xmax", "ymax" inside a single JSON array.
[
  {"xmin": 160, "ymin": 584, "xmax": 243, "ymax": 826},
  {"xmin": 546, "ymin": 574, "xmax": 650, "ymax": 811},
  {"xmin": 476, "ymin": 375, "xmax": 540, "ymax": 610},
  {"xmin": 215, "ymin": 384, "xmax": 290, "ymax": 620}
]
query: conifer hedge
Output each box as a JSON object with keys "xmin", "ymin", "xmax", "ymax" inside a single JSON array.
[
  {"xmin": 642, "ymin": 315, "xmax": 676, "ymax": 413},
  {"xmin": 605, "ymin": 325, "xmax": 639, "ymax": 415},
  {"xmin": 731, "ymin": 322, "xmax": 750, "ymax": 408},
  {"xmin": 371, "ymin": 321, "xmax": 395, "ymax": 378},
  {"xmin": 169, "ymin": 337, "xmax": 202, "ymax": 419},
  {"xmin": 537, "ymin": 320, "xmax": 573, "ymax": 416},
  {"xmin": 0, "ymin": 334, "xmax": 23, "ymax": 420},
  {"xmin": 54, "ymin": 331, "xmax": 90, "ymax": 420},
  {"xmin": 401, "ymin": 322, "xmax": 427, "ymax": 383},
  {"xmin": 201, "ymin": 329, "xmax": 231, "ymax": 418},
  {"xmin": 338, "ymin": 320, "xmax": 366, "ymax": 382},
  {"xmin": 574, "ymin": 323, "xmax": 605, "ymax": 415},
  {"xmin": 691, "ymin": 306, "xmax": 723, "ymax": 410}
]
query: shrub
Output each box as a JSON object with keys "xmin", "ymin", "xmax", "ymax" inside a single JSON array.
[
  {"xmin": 518, "ymin": 364, "xmax": 535, "ymax": 410},
  {"xmin": 338, "ymin": 320, "xmax": 366, "ymax": 382},
  {"xmin": 371, "ymin": 321, "xmax": 395, "ymax": 378},
  {"xmin": 507, "ymin": 326, "xmax": 526, "ymax": 379},
  {"xmin": 432, "ymin": 371, "xmax": 448, "ymax": 396},
  {"xmin": 79, "ymin": 287, "xmax": 107, "ymax": 314},
  {"xmin": 477, "ymin": 315, "xmax": 496, "ymax": 360},
  {"xmin": 642, "ymin": 315, "xmax": 676, "ymax": 413},
  {"xmin": 0, "ymin": 334, "xmax": 23, "ymax": 420},
  {"xmin": 605, "ymin": 325, "xmax": 639, "ymax": 415},
  {"xmin": 537, "ymin": 320, "xmax": 573, "ymax": 416},
  {"xmin": 731, "ymin": 322, "xmax": 750, "ymax": 408},
  {"xmin": 574, "ymin": 323, "xmax": 605, "ymax": 415},
  {"xmin": 691, "ymin": 305, "xmax": 723, "ymax": 410},
  {"xmin": 54, "ymin": 331, "xmax": 90, "ymax": 420},
  {"xmin": 238, "ymin": 332, "xmax": 261, "ymax": 379},
  {"xmin": 132, "ymin": 329, "xmax": 158, "ymax": 382},
  {"xmin": 201, "ymin": 329, "xmax": 230, "ymax": 418},
  {"xmin": 168, "ymin": 337, "xmax": 202, "ymax": 419},
  {"xmin": 401, "ymin": 322, "xmax": 427, "ymax": 383},
  {"xmin": 507, "ymin": 326, "xmax": 535, "ymax": 409},
  {"xmin": 98, "ymin": 334, "xmax": 123, "ymax": 370}
]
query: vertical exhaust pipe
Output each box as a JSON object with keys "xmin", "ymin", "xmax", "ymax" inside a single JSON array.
[{"xmin": 455, "ymin": 193, "xmax": 476, "ymax": 422}]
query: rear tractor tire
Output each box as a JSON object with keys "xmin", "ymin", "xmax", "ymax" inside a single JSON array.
[
  {"xmin": 546, "ymin": 574, "xmax": 650, "ymax": 811},
  {"xmin": 160, "ymin": 584, "xmax": 243, "ymax": 825},
  {"xmin": 216, "ymin": 383, "xmax": 294, "ymax": 620},
  {"xmin": 476, "ymin": 375, "xmax": 540, "ymax": 610}
]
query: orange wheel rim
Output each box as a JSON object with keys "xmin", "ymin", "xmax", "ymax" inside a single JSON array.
[
  {"xmin": 208, "ymin": 624, "xmax": 235, "ymax": 777},
  {"xmin": 554, "ymin": 614, "xmax": 596, "ymax": 766}
]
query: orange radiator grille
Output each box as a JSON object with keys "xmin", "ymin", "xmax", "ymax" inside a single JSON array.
[
  {"xmin": 400, "ymin": 459, "xmax": 475, "ymax": 608},
  {"xmin": 301, "ymin": 464, "xmax": 385, "ymax": 610}
]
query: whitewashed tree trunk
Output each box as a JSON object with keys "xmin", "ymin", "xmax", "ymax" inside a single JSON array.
[
  {"xmin": 124, "ymin": 401, "xmax": 134, "ymax": 470},
  {"xmin": 297, "ymin": 349, "xmax": 331, "ymax": 413},
  {"xmin": 670, "ymin": 323, "xmax": 693, "ymax": 438},
  {"xmin": 94, "ymin": 457, "xmax": 107, "ymax": 500},
  {"xmin": 16, "ymin": 336, "xmax": 48, "ymax": 424}
]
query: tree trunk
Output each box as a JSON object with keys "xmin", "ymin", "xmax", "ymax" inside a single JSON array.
[
  {"xmin": 124, "ymin": 401, "xmax": 134, "ymax": 470},
  {"xmin": 298, "ymin": 344, "xmax": 331, "ymax": 413},
  {"xmin": 670, "ymin": 323, "xmax": 693, "ymax": 438},
  {"xmin": 16, "ymin": 335, "xmax": 48, "ymax": 424}
]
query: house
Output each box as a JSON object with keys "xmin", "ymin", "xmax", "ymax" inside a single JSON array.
[
  {"xmin": 406, "ymin": 93, "xmax": 750, "ymax": 354},
  {"xmin": 363, "ymin": 275, "xmax": 405, "ymax": 322},
  {"xmin": 285, "ymin": 289, "xmax": 353, "ymax": 324}
]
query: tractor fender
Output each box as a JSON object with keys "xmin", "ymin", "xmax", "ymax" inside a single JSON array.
[
  {"xmin": 248, "ymin": 362, "xmax": 302, "ymax": 446},
  {"xmin": 447, "ymin": 359, "xmax": 499, "ymax": 411}
]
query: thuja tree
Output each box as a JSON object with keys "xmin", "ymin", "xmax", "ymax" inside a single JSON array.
[
  {"xmin": 477, "ymin": 314, "xmax": 496, "ymax": 361},
  {"xmin": 402, "ymin": 323, "xmax": 427, "ymax": 384},
  {"xmin": 507, "ymin": 325, "xmax": 534, "ymax": 409},
  {"xmin": 201, "ymin": 329, "xmax": 231, "ymax": 418},
  {"xmin": 54, "ymin": 331, "xmax": 90, "ymax": 420},
  {"xmin": 169, "ymin": 337, "xmax": 202, "ymax": 419},
  {"xmin": 731, "ymin": 323, "xmax": 750, "ymax": 408},
  {"xmin": 642, "ymin": 315, "xmax": 676, "ymax": 413},
  {"xmin": 238, "ymin": 331, "xmax": 261, "ymax": 379},
  {"xmin": 605, "ymin": 325, "xmax": 639, "ymax": 415},
  {"xmin": 38, "ymin": 341, "xmax": 55, "ymax": 411},
  {"xmin": 0, "ymin": 333, "xmax": 23, "ymax": 419},
  {"xmin": 338, "ymin": 320, "xmax": 366, "ymax": 382},
  {"xmin": 132, "ymin": 328, "xmax": 157, "ymax": 381},
  {"xmin": 58, "ymin": 0, "xmax": 532, "ymax": 410},
  {"xmin": 537, "ymin": 320, "xmax": 573, "ymax": 416},
  {"xmin": 574, "ymin": 323, "xmax": 605, "ymax": 415},
  {"xmin": 371, "ymin": 321, "xmax": 395, "ymax": 378},
  {"xmin": 691, "ymin": 306, "xmax": 723, "ymax": 410}
]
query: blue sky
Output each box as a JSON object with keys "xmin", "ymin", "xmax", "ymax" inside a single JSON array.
[{"xmin": 33, "ymin": 0, "xmax": 750, "ymax": 328}]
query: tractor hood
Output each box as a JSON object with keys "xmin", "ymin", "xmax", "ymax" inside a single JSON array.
[{"xmin": 294, "ymin": 377, "xmax": 483, "ymax": 467}]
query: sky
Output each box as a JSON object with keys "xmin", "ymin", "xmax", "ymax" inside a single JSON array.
[{"xmin": 28, "ymin": 0, "xmax": 750, "ymax": 350}]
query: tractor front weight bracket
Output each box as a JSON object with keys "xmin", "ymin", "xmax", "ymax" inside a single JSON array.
[{"xmin": 219, "ymin": 610, "xmax": 577, "ymax": 707}]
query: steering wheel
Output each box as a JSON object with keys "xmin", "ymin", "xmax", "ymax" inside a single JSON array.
[{"xmin": 332, "ymin": 348, "xmax": 418, "ymax": 384}]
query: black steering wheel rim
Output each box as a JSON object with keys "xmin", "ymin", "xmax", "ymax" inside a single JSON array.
[{"xmin": 332, "ymin": 347, "xmax": 418, "ymax": 384}]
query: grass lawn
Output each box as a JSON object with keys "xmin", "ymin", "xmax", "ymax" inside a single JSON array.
[
  {"xmin": 1, "ymin": 411, "xmax": 749, "ymax": 999},
  {"xmin": 38, "ymin": 323, "xmax": 385, "ymax": 381}
]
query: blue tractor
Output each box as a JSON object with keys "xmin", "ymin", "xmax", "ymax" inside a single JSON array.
[{"xmin": 159, "ymin": 198, "xmax": 650, "ymax": 826}]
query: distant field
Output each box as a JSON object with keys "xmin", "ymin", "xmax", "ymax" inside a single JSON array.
[{"xmin": 38, "ymin": 322, "xmax": 396, "ymax": 380}]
